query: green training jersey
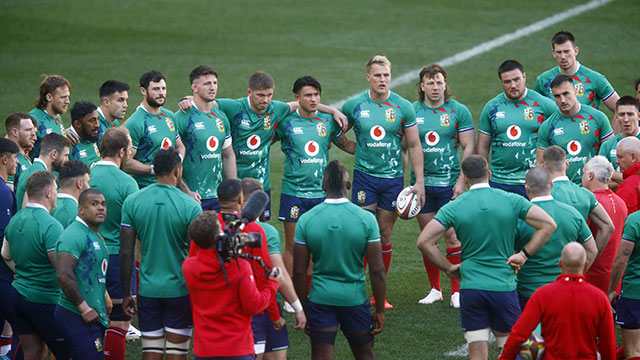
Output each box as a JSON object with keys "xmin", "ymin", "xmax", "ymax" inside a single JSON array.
[
  {"xmin": 125, "ymin": 105, "xmax": 180, "ymax": 187},
  {"xmin": 70, "ymin": 139, "xmax": 100, "ymax": 168},
  {"xmin": 515, "ymin": 196, "xmax": 593, "ymax": 298},
  {"xmin": 89, "ymin": 161, "xmax": 138, "ymax": 254},
  {"xmin": 257, "ymin": 220, "xmax": 281, "ymax": 255},
  {"xmin": 478, "ymin": 90, "xmax": 556, "ymax": 185},
  {"xmin": 598, "ymin": 132, "xmax": 640, "ymax": 168},
  {"xmin": 175, "ymin": 103, "xmax": 232, "ymax": 199},
  {"xmin": 534, "ymin": 63, "xmax": 616, "ymax": 110},
  {"xmin": 621, "ymin": 211, "xmax": 640, "ymax": 299},
  {"xmin": 342, "ymin": 91, "xmax": 417, "ymax": 178},
  {"xmin": 97, "ymin": 107, "xmax": 120, "ymax": 140},
  {"xmin": 275, "ymin": 110, "xmax": 341, "ymax": 198},
  {"xmin": 6, "ymin": 204, "xmax": 64, "ymax": 304},
  {"xmin": 434, "ymin": 183, "xmax": 532, "ymax": 291},
  {"xmin": 217, "ymin": 97, "xmax": 291, "ymax": 191},
  {"xmin": 537, "ymin": 104, "xmax": 613, "ymax": 183},
  {"xmin": 121, "ymin": 183, "xmax": 201, "ymax": 298},
  {"xmin": 15, "ymin": 158, "xmax": 47, "ymax": 209},
  {"xmin": 7, "ymin": 152, "xmax": 32, "ymax": 188},
  {"xmin": 51, "ymin": 194, "xmax": 78, "ymax": 228},
  {"xmin": 413, "ymin": 99, "xmax": 474, "ymax": 186},
  {"xmin": 550, "ymin": 177, "xmax": 598, "ymax": 221},
  {"xmin": 28, "ymin": 108, "xmax": 66, "ymax": 161},
  {"xmin": 295, "ymin": 198, "xmax": 380, "ymax": 306},
  {"xmin": 56, "ymin": 218, "xmax": 109, "ymax": 327}
]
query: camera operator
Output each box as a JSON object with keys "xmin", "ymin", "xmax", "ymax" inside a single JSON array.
[{"xmin": 183, "ymin": 211, "xmax": 284, "ymax": 359}]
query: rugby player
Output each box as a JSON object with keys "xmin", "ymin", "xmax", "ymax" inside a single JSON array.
[
  {"xmin": 411, "ymin": 64, "xmax": 474, "ymax": 307},
  {"xmin": 5, "ymin": 112, "xmax": 36, "ymax": 189},
  {"xmin": 536, "ymin": 75, "xmax": 613, "ymax": 183},
  {"xmin": 615, "ymin": 136, "xmax": 640, "ymax": 214},
  {"xmin": 294, "ymin": 160, "xmax": 386, "ymax": 360},
  {"xmin": 175, "ymin": 65, "xmax": 236, "ymax": 211},
  {"xmin": 120, "ymin": 147, "xmax": 202, "ymax": 360},
  {"xmin": 51, "ymin": 160, "xmax": 90, "ymax": 228},
  {"xmin": 28, "ymin": 74, "xmax": 71, "ymax": 160},
  {"xmin": 55, "ymin": 189, "xmax": 109, "ymax": 360},
  {"xmin": 68, "ymin": 101, "xmax": 101, "ymax": 167},
  {"xmin": 476, "ymin": 60, "xmax": 556, "ymax": 197},
  {"xmin": 98, "ymin": 80, "xmax": 130, "ymax": 135},
  {"xmin": 417, "ymin": 155, "xmax": 556, "ymax": 360},
  {"xmin": 341, "ymin": 55, "xmax": 425, "ymax": 308},
  {"xmin": 635, "ymin": 77, "xmax": 640, "ymax": 102}
]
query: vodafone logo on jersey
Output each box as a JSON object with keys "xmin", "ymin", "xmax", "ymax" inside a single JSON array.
[
  {"xmin": 567, "ymin": 140, "xmax": 582, "ymax": 156},
  {"xmin": 101, "ymin": 259, "xmax": 108, "ymax": 276},
  {"xmin": 160, "ymin": 137, "xmax": 172, "ymax": 149},
  {"xmin": 206, "ymin": 136, "xmax": 219, "ymax": 152},
  {"xmin": 425, "ymin": 131, "xmax": 439, "ymax": 146},
  {"xmin": 304, "ymin": 141, "xmax": 320, "ymax": 157},
  {"xmin": 370, "ymin": 126, "xmax": 385, "ymax": 141},
  {"xmin": 506, "ymin": 125, "xmax": 522, "ymax": 140},
  {"xmin": 247, "ymin": 135, "xmax": 261, "ymax": 150}
]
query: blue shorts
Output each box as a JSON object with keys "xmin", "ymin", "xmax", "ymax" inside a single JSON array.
[
  {"xmin": 194, "ymin": 356, "xmax": 254, "ymax": 360},
  {"xmin": 55, "ymin": 305, "xmax": 105, "ymax": 360},
  {"xmin": 9, "ymin": 287, "xmax": 70, "ymax": 358},
  {"xmin": 264, "ymin": 189, "xmax": 272, "ymax": 221},
  {"xmin": 616, "ymin": 296, "xmax": 640, "ymax": 329},
  {"xmin": 201, "ymin": 198, "xmax": 221, "ymax": 211},
  {"xmin": 306, "ymin": 300, "xmax": 372, "ymax": 341},
  {"xmin": 106, "ymin": 254, "xmax": 137, "ymax": 321},
  {"xmin": 518, "ymin": 293, "xmax": 530, "ymax": 311},
  {"xmin": 251, "ymin": 307, "xmax": 289, "ymax": 353},
  {"xmin": 137, "ymin": 295, "xmax": 193, "ymax": 335},
  {"xmin": 460, "ymin": 289, "xmax": 521, "ymax": 333},
  {"xmin": 489, "ymin": 181, "xmax": 528, "ymax": 199},
  {"xmin": 351, "ymin": 169, "xmax": 404, "ymax": 211},
  {"xmin": 278, "ymin": 194, "xmax": 324, "ymax": 222},
  {"xmin": 420, "ymin": 185, "xmax": 454, "ymax": 214}
]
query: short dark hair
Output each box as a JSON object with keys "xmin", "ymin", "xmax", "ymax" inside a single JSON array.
[
  {"xmin": 99, "ymin": 127, "xmax": 130, "ymax": 158},
  {"xmin": 5, "ymin": 112, "xmax": 35, "ymax": 133},
  {"xmin": 323, "ymin": 160, "xmax": 348, "ymax": 195},
  {"xmin": 40, "ymin": 133, "xmax": 70, "ymax": 156},
  {"xmin": 0, "ymin": 138, "xmax": 19, "ymax": 157},
  {"xmin": 152, "ymin": 147, "xmax": 181, "ymax": 176},
  {"xmin": 249, "ymin": 71, "xmax": 274, "ymax": 90},
  {"xmin": 70, "ymin": 101, "xmax": 97, "ymax": 122},
  {"xmin": 461, "ymin": 155, "xmax": 488, "ymax": 181},
  {"xmin": 79, "ymin": 188, "xmax": 104, "ymax": 206},
  {"xmin": 58, "ymin": 160, "xmax": 90, "ymax": 187},
  {"xmin": 550, "ymin": 74, "xmax": 573, "ymax": 90},
  {"xmin": 616, "ymin": 95, "xmax": 640, "ymax": 112},
  {"xmin": 542, "ymin": 145, "xmax": 566, "ymax": 172},
  {"xmin": 292, "ymin": 76, "xmax": 322, "ymax": 95},
  {"xmin": 525, "ymin": 167, "xmax": 551, "ymax": 196},
  {"xmin": 140, "ymin": 70, "xmax": 166, "ymax": 90},
  {"xmin": 634, "ymin": 77, "xmax": 640, "ymax": 91},
  {"xmin": 240, "ymin": 178, "xmax": 263, "ymax": 200},
  {"xmin": 189, "ymin": 211, "xmax": 220, "ymax": 249},
  {"xmin": 189, "ymin": 66, "xmax": 218, "ymax": 85},
  {"xmin": 99, "ymin": 80, "xmax": 130, "ymax": 98},
  {"xmin": 35, "ymin": 74, "xmax": 70, "ymax": 110},
  {"xmin": 217, "ymin": 179, "xmax": 242, "ymax": 202},
  {"xmin": 498, "ymin": 60, "xmax": 524, "ymax": 78},
  {"xmin": 551, "ymin": 30, "xmax": 576, "ymax": 47},
  {"xmin": 26, "ymin": 171, "xmax": 56, "ymax": 199},
  {"xmin": 417, "ymin": 64, "xmax": 450, "ymax": 102}
]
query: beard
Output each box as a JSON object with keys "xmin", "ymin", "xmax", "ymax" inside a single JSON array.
[
  {"xmin": 52, "ymin": 158, "xmax": 65, "ymax": 172},
  {"xmin": 147, "ymin": 96, "xmax": 165, "ymax": 108}
]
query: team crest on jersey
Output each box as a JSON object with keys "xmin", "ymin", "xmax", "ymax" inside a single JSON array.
[
  {"xmin": 206, "ymin": 136, "xmax": 219, "ymax": 152},
  {"xmin": 575, "ymin": 83, "xmax": 584, "ymax": 97},
  {"xmin": 316, "ymin": 123, "xmax": 326, "ymax": 137},
  {"xmin": 263, "ymin": 115, "xmax": 272, "ymax": 130},
  {"xmin": 247, "ymin": 135, "xmax": 261, "ymax": 150},
  {"xmin": 101, "ymin": 258, "xmax": 108, "ymax": 276},
  {"xmin": 370, "ymin": 126, "xmax": 385, "ymax": 141},
  {"xmin": 93, "ymin": 143, "xmax": 101, "ymax": 157},
  {"xmin": 216, "ymin": 118, "xmax": 225, "ymax": 133},
  {"xmin": 524, "ymin": 107, "xmax": 534, "ymax": 121},
  {"xmin": 579, "ymin": 120, "xmax": 590, "ymax": 134},
  {"xmin": 385, "ymin": 108, "xmax": 396, "ymax": 123},
  {"xmin": 160, "ymin": 137, "xmax": 172, "ymax": 149},
  {"xmin": 163, "ymin": 117, "xmax": 175, "ymax": 132},
  {"xmin": 425, "ymin": 131, "xmax": 439, "ymax": 146},
  {"xmin": 94, "ymin": 338, "xmax": 103, "ymax": 352},
  {"xmin": 357, "ymin": 191, "xmax": 366, "ymax": 203},
  {"xmin": 290, "ymin": 206, "xmax": 299, "ymax": 219},
  {"xmin": 440, "ymin": 114, "xmax": 450, "ymax": 127}
]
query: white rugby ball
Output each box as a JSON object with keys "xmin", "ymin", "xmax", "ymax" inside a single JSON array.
[{"xmin": 395, "ymin": 186, "xmax": 421, "ymax": 220}]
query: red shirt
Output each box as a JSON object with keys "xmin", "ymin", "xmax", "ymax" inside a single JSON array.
[
  {"xmin": 616, "ymin": 161, "xmax": 640, "ymax": 215},
  {"xmin": 586, "ymin": 189, "xmax": 627, "ymax": 293},
  {"xmin": 183, "ymin": 249, "xmax": 278, "ymax": 357},
  {"xmin": 499, "ymin": 274, "xmax": 615, "ymax": 360}
]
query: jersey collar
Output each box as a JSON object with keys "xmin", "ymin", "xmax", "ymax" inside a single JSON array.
[
  {"xmin": 26, "ymin": 203, "xmax": 48, "ymax": 211},
  {"xmin": 75, "ymin": 216, "xmax": 88, "ymax": 227},
  {"xmin": 531, "ymin": 195, "xmax": 553, "ymax": 202},
  {"xmin": 324, "ymin": 198, "xmax": 349, "ymax": 204},
  {"xmin": 552, "ymin": 176, "xmax": 570, "ymax": 182},
  {"xmin": 469, "ymin": 183, "xmax": 490, "ymax": 190},
  {"xmin": 94, "ymin": 160, "xmax": 118, "ymax": 168},
  {"xmin": 33, "ymin": 158, "xmax": 48, "ymax": 171},
  {"xmin": 57, "ymin": 193, "xmax": 78, "ymax": 204}
]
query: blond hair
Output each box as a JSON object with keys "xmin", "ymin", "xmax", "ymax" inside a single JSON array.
[{"xmin": 365, "ymin": 55, "xmax": 391, "ymax": 72}]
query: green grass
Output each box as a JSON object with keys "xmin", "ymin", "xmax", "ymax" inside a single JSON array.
[{"xmin": 2, "ymin": 0, "xmax": 637, "ymax": 358}]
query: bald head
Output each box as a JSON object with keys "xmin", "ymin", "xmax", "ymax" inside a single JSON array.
[
  {"xmin": 525, "ymin": 167, "xmax": 551, "ymax": 198},
  {"xmin": 617, "ymin": 136, "xmax": 640, "ymax": 156},
  {"xmin": 559, "ymin": 242, "xmax": 587, "ymax": 275}
]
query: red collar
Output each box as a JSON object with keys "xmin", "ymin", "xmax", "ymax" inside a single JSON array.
[
  {"xmin": 556, "ymin": 274, "xmax": 586, "ymax": 283},
  {"xmin": 623, "ymin": 162, "xmax": 640, "ymax": 179}
]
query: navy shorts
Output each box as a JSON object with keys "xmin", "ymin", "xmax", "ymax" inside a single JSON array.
[
  {"xmin": 278, "ymin": 194, "xmax": 324, "ymax": 222},
  {"xmin": 251, "ymin": 307, "xmax": 289, "ymax": 353},
  {"xmin": 460, "ymin": 289, "xmax": 521, "ymax": 333},
  {"xmin": 616, "ymin": 296, "xmax": 640, "ymax": 329},
  {"xmin": 420, "ymin": 185, "xmax": 454, "ymax": 214},
  {"xmin": 351, "ymin": 169, "xmax": 404, "ymax": 211},
  {"xmin": 489, "ymin": 181, "xmax": 528, "ymax": 199},
  {"xmin": 194, "ymin": 356, "xmax": 254, "ymax": 360},
  {"xmin": 307, "ymin": 300, "xmax": 372, "ymax": 341},
  {"xmin": 137, "ymin": 295, "xmax": 193, "ymax": 335},
  {"xmin": 55, "ymin": 305, "xmax": 105, "ymax": 360},
  {"xmin": 106, "ymin": 254, "xmax": 137, "ymax": 321},
  {"xmin": 201, "ymin": 198, "xmax": 221, "ymax": 211},
  {"xmin": 9, "ymin": 287, "xmax": 70, "ymax": 358},
  {"xmin": 518, "ymin": 293, "xmax": 530, "ymax": 311},
  {"xmin": 264, "ymin": 189, "xmax": 272, "ymax": 221}
]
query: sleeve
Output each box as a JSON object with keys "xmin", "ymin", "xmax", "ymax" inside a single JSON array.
[
  {"xmin": 330, "ymin": 118, "xmax": 343, "ymax": 141},
  {"xmin": 595, "ymin": 74, "xmax": 616, "ymax": 102},
  {"xmin": 540, "ymin": 96, "xmax": 557, "ymax": 118},
  {"xmin": 120, "ymin": 197, "xmax": 134, "ymax": 229},
  {"xmin": 597, "ymin": 294, "xmax": 616, "ymax": 360},
  {"xmin": 514, "ymin": 195, "xmax": 533, "ymax": 220},
  {"xmin": 125, "ymin": 117, "xmax": 142, "ymax": 150},
  {"xmin": 271, "ymin": 100, "xmax": 292, "ymax": 122},
  {"xmin": 341, "ymin": 98, "xmax": 356, "ymax": 126},
  {"xmin": 533, "ymin": 75, "xmax": 546, "ymax": 97},
  {"xmin": 586, "ymin": 190, "xmax": 599, "ymax": 214},
  {"xmin": 576, "ymin": 216, "xmax": 593, "ymax": 244},
  {"xmin": 222, "ymin": 112, "xmax": 232, "ymax": 149},
  {"xmin": 537, "ymin": 119, "xmax": 551, "ymax": 149},
  {"xmin": 167, "ymin": 111, "xmax": 180, "ymax": 140},
  {"xmin": 513, "ymin": 219, "xmax": 533, "ymax": 252},
  {"xmin": 456, "ymin": 104, "xmax": 474, "ymax": 133},
  {"xmin": 401, "ymin": 101, "xmax": 417, "ymax": 128},
  {"xmin": 264, "ymin": 225, "xmax": 282, "ymax": 255},
  {"xmin": 477, "ymin": 103, "xmax": 493, "ymax": 136},
  {"xmin": 597, "ymin": 111, "xmax": 614, "ymax": 142},
  {"xmin": 7, "ymin": 175, "xmax": 14, "ymax": 187},
  {"xmin": 44, "ymin": 221, "xmax": 65, "ymax": 253},
  {"xmin": 622, "ymin": 214, "xmax": 640, "ymax": 243},
  {"xmin": 56, "ymin": 231, "xmax": 84, "ymax": 259},
  {"xmin": 294, "ymin": 218, "xmax": 307, "ymax": 246},
  {"xmin": 434, "ymin": 201, "xmax": 456, "ymax": 230},
  {"xmin": 216, "ymin": 99, "xmax": 240, "ymax": 120},
  {"xmin": 237, "ymin": 260, "xmax": 279, "ymax": 316},
  {"xmin": 365, "ymin": 212, "xmax": 381, "ymax": 243},
  {"xmin": 498, "ymin": 290, "xmax": 544, "ymax": 360},
  {"xmin": 173, "ymin": 109, "xmax": 187, "ymax": 139}
]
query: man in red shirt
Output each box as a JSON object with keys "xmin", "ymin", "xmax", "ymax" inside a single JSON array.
[
  {"xmin": 183, "ymin": 211, "xmax": 283, "ymax": 360},
  {"xmin": 582, "ymin": 156, "xmax": 628, "ymax": 293},
  {"xmin": 616, "ymin": 136, "xmax": 640, "ymax": 214},
  {"xmin": 499, "ymin": 242, "xmax": 616, "ymax": 360}
]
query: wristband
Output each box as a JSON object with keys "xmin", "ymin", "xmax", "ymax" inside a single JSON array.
[
  {"xmin": 291, "ymin": 299, "xmax": 303, "ymax": 313},
  {"xmin": 521, "ymin": 248, "xmax": 530, "ymax": 258},
  {"xmin": 77, "ymin": 301, "xmax": 92, "ymax": 314},
  {"xmin": 150, "ymin": 165, "xmax": 155, "ymax": 175},
  {"xmin": 180, "ymin": 97, "xmax": 188, "ymax": 102}
]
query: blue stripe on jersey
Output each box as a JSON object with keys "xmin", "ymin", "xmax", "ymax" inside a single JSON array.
[
  {"xmin": 459, "ymin": 126, "xmax": 475, "ymax": 133},
  {"xmin": 622, "ymin": 236, "xmax": 636, "ymax": 243}
]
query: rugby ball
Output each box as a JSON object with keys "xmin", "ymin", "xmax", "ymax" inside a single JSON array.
[
  {"xmin": 395, "ymin": 186, "xmax": 421, "ymax": 220},
  {"xmin": 518, "ymin": 332, "xmax": 545, "ymax": 360}
]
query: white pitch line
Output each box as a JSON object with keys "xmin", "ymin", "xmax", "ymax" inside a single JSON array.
[{"xmin": 329, "ymin": 0, "xmax": 614, "ymax": 109}]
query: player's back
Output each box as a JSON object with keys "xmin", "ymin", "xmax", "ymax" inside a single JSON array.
[{"xmin": 551, "ymin": 178, "xmax": 596, "ymax": 221}]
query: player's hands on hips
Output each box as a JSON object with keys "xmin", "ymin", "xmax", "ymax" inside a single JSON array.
[
  {"xmin": 269, "ymin": 266, "xmax": 285, "ymax": 285},
  {"xmin": 64, "ymin": 128, "xmax": 80, "ymax": 145},
  {"xmin": 452, "ymin": 178, "xmax": 465, "ymax": 200},
  {"xmin": 293, "ymin": 309, "xmax": 307, "ymax": 330},
  {"xmin": 122, "ymin": 295, "xmax": 137, "ymax": 318},
  {"xmin": 178, "ymin": 96, "xmax": 194, "ymax": 113},
  {"xmin": 81, "ymin": 308, "xmax": 100, "ymax": 324},
  {"xmin": 608, "ymin": 290, "xmax": 617, "ymax": 304},
  {"xmin": 371, "ymin": 311, "xmax": 385, "ymax": 335},
  {"xmin": 105, "ymin": 293, "xmax": 113, "ymax": 316},
  {"xmin": 273, "ymin": 316, "xmax": 286, "ymax": 330},
  {"xmin": 507, "ymin": 251, "xmax": 527, "ymax": 274},
  {"xmin": 445, "ymin": 263, "xmax": 461, "ymax": 280},
  {"xmin": 188, "ymin": 191, "xmax": 202, "ymax": 203},
  {"xmin": 411, "ymin": 183, "xmax": 426, "ymax": 207}
]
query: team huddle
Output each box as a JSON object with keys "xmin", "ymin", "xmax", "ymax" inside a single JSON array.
[{"xmin": 0, "ymin": 29, "xmax": 639, "ymax": 360}]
